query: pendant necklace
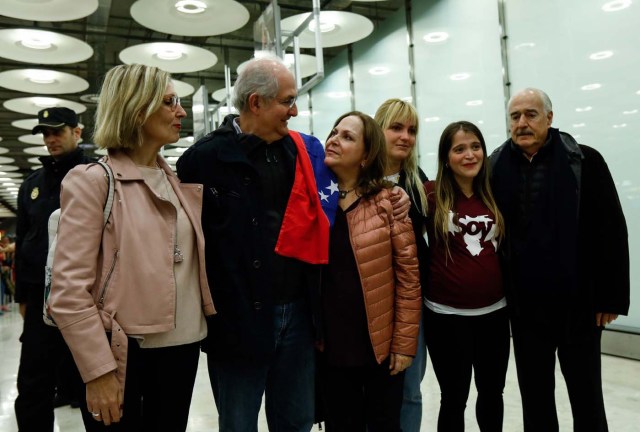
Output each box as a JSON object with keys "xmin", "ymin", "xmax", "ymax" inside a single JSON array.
[{"xmin": 338, "ymin": 188, "xmax": 355, "ymax": 199}]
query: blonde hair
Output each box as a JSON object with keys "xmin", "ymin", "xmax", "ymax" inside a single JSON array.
[
  {"xmin": 93, "ymin": 64, "xmax": 171, "ymax": 149},
  {"xmin": 433, "ymin": 121, "xmax": 505, "ymax": 259},
  {"xmin": 374, "ymin": 98, "xmax": 428, "ymax": 216}
]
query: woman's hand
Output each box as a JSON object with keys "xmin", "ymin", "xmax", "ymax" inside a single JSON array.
[
  {"xmin": 86, "ymin": 372, "xmax": 123, "ymax": 425},
  {"xmin": 390, "ymin": 186, "xmax": 411, "ymax": 220},
  {"xmin": 389, "ymin": 353, "xmax": 413, "ymax": 376}
]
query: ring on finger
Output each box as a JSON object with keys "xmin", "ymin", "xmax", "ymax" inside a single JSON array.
[{"xmin": 91, "ymin": 412, "xmax": 100, "ymax": 417}]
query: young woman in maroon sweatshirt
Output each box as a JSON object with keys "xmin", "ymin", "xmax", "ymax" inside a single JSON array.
[{"xmin": 424, "ymin": 121, "xmax": 510, "ymax": 432}]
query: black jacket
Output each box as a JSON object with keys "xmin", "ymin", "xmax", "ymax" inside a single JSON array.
[
  {"xmin": 398, "ymin": 168, "xmax": 429, "ymax": 297},
  {"xmin": 15, "ymin": 148, "xmax": 94, "ymax": 305},
  {"xmin": 490, "ymin": 128, "xmax": 629, "ymax": 335},
  {"xmin": 177, "ymin": 115, "xmax": 323, "ymax": 362}
]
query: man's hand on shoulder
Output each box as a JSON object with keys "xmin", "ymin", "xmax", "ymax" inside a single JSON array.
[{"xmin": 390, "ymin": 186, "xmax": 410, "ymax": 220}]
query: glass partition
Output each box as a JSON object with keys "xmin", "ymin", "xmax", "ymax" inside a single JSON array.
[
  {"xmin": 412, "ymin": 0, "xmax": 506, "ymax": 179},
  {"xmin": 506, "ymin": 0, "xmax": 640, "ymax": 329},
  {"xmin": 310, "ymin": 50, "xmax": 351, "ymax": 141},
  {"xmin": 352, "ymin": 7, "xmax": 411, "ymax": 117}
]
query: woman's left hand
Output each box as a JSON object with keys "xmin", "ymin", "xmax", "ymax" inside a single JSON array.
[
  {"xmin": 389, "ymin": 353, "xmax": 413, "ymax": 375},
  {"xmin": 390, "ymin": 186, "xmax": 410, "ymax": 220}
]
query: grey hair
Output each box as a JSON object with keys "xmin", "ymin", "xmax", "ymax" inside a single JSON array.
[
  {"xmin": 232, "ymin": 54, "xmax": 290, "ymax": 112},
  {"xmin": 508, "ymin": 87, "xmax": 553, "ymax": 114}
]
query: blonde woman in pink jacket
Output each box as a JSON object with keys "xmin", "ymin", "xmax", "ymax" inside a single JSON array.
[{"xmin": 50, "ymin": 64, "xmax": 215, "ymax": 431}]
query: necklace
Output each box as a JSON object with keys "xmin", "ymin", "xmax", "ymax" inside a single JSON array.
[
  {"xmin": 157, "ymin": 167, "xmax": 184, "ymax": 264},
  {"xmin": 338, "ymin": 188, "xmax": 355, "ymax": 199}
]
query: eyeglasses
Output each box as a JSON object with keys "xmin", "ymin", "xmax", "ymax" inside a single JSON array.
[
  {"xmin": 277, "ymin": 96, "xmax": 297, "ymax": 110},
  {"xmin": 163, "ymin": 95, "xmax": 181, "ymax": 111}
]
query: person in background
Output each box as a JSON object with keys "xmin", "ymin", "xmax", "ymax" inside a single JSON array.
[
  {"xmin": 374, "ymin": 98, "xmax": 429, "ymax": 432},
  {"xmin": 490, "ymin": 88, "xmax": 629, "ymax": 431},
  {"xmin": 0, "ymin": 235, "xmax": 15, "ymax": 313},
  {"xmin": 320, "ymin": 111, "xmax": 421, "ymax": 431},
  {"xmin": 425, "ymin": 121, "xmax": 509, "ymax": 431},
  {"xmin": 14, "ymin": 106, "xmax": 90, "ymax": 431},
  {"xmin": 49, "ymin": 64, "xmax": 215, "ymax": 431}
]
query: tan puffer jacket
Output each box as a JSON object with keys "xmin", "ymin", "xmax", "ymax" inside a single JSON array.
[{"xmin": 345, "ymin": 188, "xmax": 421, "ymax": 363}]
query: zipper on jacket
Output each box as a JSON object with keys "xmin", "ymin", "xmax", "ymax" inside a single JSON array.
[{"xmin": 98, "ymin": 250, "xmax": 119, "ymax": 308}]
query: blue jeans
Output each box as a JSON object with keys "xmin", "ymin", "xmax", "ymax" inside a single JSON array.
[
  {"xmin": 208, "ymin": 300, "xmax": 315, "ymax": 432},
  {"xmin": 400, "ymin": 310, "xmax": 427, "ymax": 432}
]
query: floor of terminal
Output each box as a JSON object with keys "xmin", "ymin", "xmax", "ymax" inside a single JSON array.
[{"xmin": 1, "ymin": 304, "xmax": 639, "ymax": 431}]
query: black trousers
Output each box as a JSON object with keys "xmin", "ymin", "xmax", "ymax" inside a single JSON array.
[
  {"xmin": 14, "ymin": 298, "xmax": 84, "ymax": 432},
  {"xmin": 424, "ymin": 307, "xmax": 510, "ymax": 432},
  {"xmin": 322, "ymin": 356, "xmax": 405, "ymax": 432},
  {"xmin": 81, "ymin": 338, "xmax": 201, "ymax": 432},
  {"xmin": 511, "ymin": 312, "xmax": 608, "ymax": 432}
]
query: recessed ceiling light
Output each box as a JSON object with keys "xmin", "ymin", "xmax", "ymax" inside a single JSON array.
[
  {"xmin": 327, "ymin": 91, "xmax": 350, "ymax": 99},
  {"xmin": 20, "ymin": 35, "xmax": 53, "ymax": 50},
  {"xmin": 466, "ymin": 100, "xmax": 483, "ymax": 106},
  {"xmin": 450, "ymin": 73, "xmax": 470, "ymax": 81},
  {"xmin": 174, "ymin": 0, "xmax": 207, "ymax": 14},
  {"xmin": 80, "ymin": 94, "xmax": 100, "ymax": 103},
  {"xmin": 156, "ymin": 48, "xmax": 183, "ymax": 60},
  {"xmin": 602, "ymin": 0, "xmax": 632, "ymax": 12},
  {"xmin": 573, "ymin": 123, "xmax": 586, "ymax": 128},
  {"xmin": 576, "ymin": 106, "xmax": 592, "ymax": 112},
  {"xmin": 308, "ymin": 19, "xmax": 337, "ymax": 33},
  {"xmin": 613, "ymin": 123, "xmax": 627, "ymax": 128},
  {"xmin": 27, "ymin": 70, "xmax": 57, "ymax": 84},
  {"xmin": 424, "ymin": 117, "xmax": 440, "ymax": 122},
  {"xmin": 477, "ymin": 120, "xmax": 484, "ymax": 124},
  {"xmin": 623, "ymin": 109, "xmax": 638, "ymax": 114},
  {"xmin": 423, "ymin": 32, "xmax": 449, "ymax": 43},
  {"xmin": 589, "ymin": 51, "xmax": 613, "ymax": 60},
  {"xmin": 33, "ymin": 97, "xmax": 59, "ymax": 107},
  {"xmin": 581, "ymin": 83, "xmax": 602, "ymax": 90},
  {"xmin": 515, "ymin": 42, "xmax": 536, "ymax": 49},
  {"xmin": 368, "ymin": 66, "xmax": 390, "ymax": 76}
]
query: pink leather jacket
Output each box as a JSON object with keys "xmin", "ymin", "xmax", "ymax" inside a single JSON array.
[
  {"xmin": 346, "ymin": 188, "xmax": 421, "ymax": 363},
  {"xmin": 50, "ymin": 151, "xmax": 215, "ymax": 388}
]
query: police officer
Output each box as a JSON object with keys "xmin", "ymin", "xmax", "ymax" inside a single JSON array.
[{"xmin": 14, "ymin": 107, "xmax": 93, "ymax": 431}]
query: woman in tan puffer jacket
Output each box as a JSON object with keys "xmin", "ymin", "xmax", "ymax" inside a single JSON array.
[{"xmin": 320, "ymin": 111, "xmax": 421, "ymax": 431}]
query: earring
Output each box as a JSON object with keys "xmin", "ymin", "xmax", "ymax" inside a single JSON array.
[
  {"xmin": 445, "ymin": 163, "xmax": 449, "ymax": 168},
  {"xmin": 361, "ymin": 160, "xmax": 366, "ymax": 168}
]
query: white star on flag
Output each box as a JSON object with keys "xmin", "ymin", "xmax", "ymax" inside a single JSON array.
[
  {"xmin": 326, "ymin": 180, "xmax": 339, "ymax": 195},
  {"xmin": 318, "ymin": 190, "xmax": 329, "ymax": 202}
]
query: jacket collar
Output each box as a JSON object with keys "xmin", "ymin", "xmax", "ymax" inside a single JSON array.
[
  {"xmin": 39, "ymin": 147, "xmax": 87, "ymax": 171},
  {"xmin": 213, "ymin": 114, "xmax": 294, "ymax": 164},
  {"xmin": 104, "ymin": 149, "xmax": 177, "ymax": 181}
]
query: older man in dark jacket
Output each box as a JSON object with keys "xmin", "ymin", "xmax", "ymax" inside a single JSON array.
[
  {"xmin": 177, "ymin": 55, "xmax": 337, "ymax": 432},
  {"xmin": 490, "ymin": 88, "xmax": 629, "ymax": 432}
]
